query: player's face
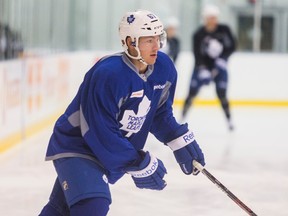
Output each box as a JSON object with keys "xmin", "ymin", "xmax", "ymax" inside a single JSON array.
[
  {"xmin": 138, "ymin": 36, "xmax": 160, "ymax": 65},
  {"xmin": 205, "ymin": 16, "xmax": 218, "ymax": 32}
]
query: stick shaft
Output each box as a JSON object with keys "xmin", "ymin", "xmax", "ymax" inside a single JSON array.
[{"xmin": 193, "ymin": 161, "xmax": 257, "ymax": 216}]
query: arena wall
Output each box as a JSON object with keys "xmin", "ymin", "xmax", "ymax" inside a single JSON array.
[{"xmin": 1, "ymin": 51, "xmax": 287, "ymax": 152}]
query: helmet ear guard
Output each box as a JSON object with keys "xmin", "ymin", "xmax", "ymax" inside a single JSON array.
[
  {"xmin": 159, "ymin": 31, "xmax": 167, "ymax": 49},
  {"xmin": 119, "ymin": 9, "xmax": 167, "ymax": 63},
  {"xmin": 122, "ymin": 37, "xmax": 136, "ymax": 47},
  {"xmin": 131, "ymin": 41, "xmax": 136, "ymax": 47}
]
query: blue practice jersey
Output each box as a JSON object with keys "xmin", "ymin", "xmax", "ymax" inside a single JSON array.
[{"xmin": 46, "ymin": 51, "xmax": 188, "ymax": 183}]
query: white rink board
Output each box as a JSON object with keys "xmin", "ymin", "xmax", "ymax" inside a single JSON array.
[
  {"xmin": 174, "ymin": 52, "xmax": 288, "ymax": 101},
  {"xmin": 1, "ymin": 51, "xmax": 288, "ymax": 141}
]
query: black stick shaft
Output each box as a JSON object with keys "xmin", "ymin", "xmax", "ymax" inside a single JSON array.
[{"xmin": 193, "ymin": 161, "xmax": 257, "ymax": 216}]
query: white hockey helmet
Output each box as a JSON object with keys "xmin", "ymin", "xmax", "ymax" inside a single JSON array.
[
  {"xmin": 119, "ymin": 9, "xmax": 166, "ymax": 62},
  {"xmin": 202, "ymin": 5, "xmax": 220, "ymax": 18}
]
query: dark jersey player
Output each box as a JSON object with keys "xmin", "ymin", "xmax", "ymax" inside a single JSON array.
[
  {"xmin": 39, "ymin": 10, "xmax": 205, "ymax": 216},
  {"xmin": 182, "ymin": 5, "xmax": 236, "ymax": 130},
  {"xmin": 161, "ymin": 17, "xmax": 180, "ymax": 63}
]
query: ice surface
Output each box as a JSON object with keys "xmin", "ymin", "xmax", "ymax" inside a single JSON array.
[{"xmin": 0, "ymin": 106, "xmax": 287, "ymax": 216}]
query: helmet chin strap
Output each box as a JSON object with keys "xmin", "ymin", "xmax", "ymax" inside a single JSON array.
[
  {"xmin": 125, "ymin": 47, "xmax": 148, "ymax": 66},
  {"xmin": 138, "ymin": 58, "xmax": 148, "ymax": 66}
]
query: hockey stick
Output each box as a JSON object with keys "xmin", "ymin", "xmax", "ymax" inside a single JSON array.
[{"xmin": 193, "ymin": 160, "xmax": 257, "ymax": 216}]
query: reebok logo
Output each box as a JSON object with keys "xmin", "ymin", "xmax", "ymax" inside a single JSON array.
[
  {"xmin": 183, "ymin": 132, "xmax": 194, "ymax": 143},
  {"xmin": 132, "ymin": 160, "xmax": 158, "ymax": 178},
  {"xmin": 154, "ymin": 84, "xmax": 166, "ymax": 90}
]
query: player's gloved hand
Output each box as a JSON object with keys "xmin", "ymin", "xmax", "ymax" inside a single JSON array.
[
  {"xmin": 124, "ymin": 151, "xmax": 167, "ymax": 190},
  {"xmin": 206, "ymin": 39, "xmax": 223, "ymax": 59},
  {"xmin": 215, "ymin": 58, "xmax": 227, "ymax": 70},
  {"xmin": 167, "ymin": 130, "xmax": 205, "ymax": 175},
  {"xmin": 198, "ymin": 68, "xmax": 212, "ymax": 85}
]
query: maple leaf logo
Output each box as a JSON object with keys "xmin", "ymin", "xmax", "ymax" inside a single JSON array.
[
  {"xmin": 120, "ymin": 96, "xmax": 151, "ymax": 137},
  {"xmin": 127, "ymin": 15, "xmax": 135, "ymax": 24}
]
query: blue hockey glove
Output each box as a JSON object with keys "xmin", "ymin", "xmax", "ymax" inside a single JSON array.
[
  {"xmin": 167, "ymin": 130, "xmax": 205, "ymax": 175},
  {"xmin": 125, "ymin": 151, "xmax": 167, "ymax": 190}
]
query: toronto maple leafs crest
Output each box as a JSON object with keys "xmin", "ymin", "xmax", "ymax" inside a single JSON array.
[
  {"xmin": 120, "ymin": 96, "xmax": 151, "ymax": 137},
  {"xmin": 127, "ymin": 14, "xmax": 135, "ymax": 24}
]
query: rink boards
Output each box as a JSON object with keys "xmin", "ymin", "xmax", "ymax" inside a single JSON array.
[{"xmin": 1, "ymin": 51, "xmax": 288, "ymax": 153}]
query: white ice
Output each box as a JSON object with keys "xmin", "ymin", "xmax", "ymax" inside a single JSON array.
[{"xmin": 0, "ymin": 106, "xmax": 288, "ymax": 216}]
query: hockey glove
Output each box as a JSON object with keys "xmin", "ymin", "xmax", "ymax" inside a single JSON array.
[
  {"xmin": 125, "ymin": 151, "xmax": 167, "ymax": 190},
  {"xmin": 167, "ymin": 130, "xmax": 205, "ymax": 175},
  {"xmin": 215, "ymin": 58, "xmax": 227, "ymax": 70}
]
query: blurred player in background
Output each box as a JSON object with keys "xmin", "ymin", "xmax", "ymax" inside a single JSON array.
[
  {"xmin": 39, "ymin": 9, "xmax": 205, "ymax": 216},
  {"xmin": 161, "ymin": 17, "xmax": 180, "ymax": 63},
  {"xmin": 182, "ymin": 4, "xmax": 236, "ymax": 130}
]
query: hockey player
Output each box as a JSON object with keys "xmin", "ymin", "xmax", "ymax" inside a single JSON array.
[
  {"xmin": 161, "ymin": 17, "xmax": 181, "ymax": 63},
  {"xmin": 182, "ymin": 5, "xmax": 236, "ymax": 130},
  {"xmin": 39, "ymin": 10, "xmax": 205, "ymax": 216}
]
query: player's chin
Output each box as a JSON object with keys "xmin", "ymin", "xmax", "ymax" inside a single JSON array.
[{"xmin": 146, "ymin": 54, "xmax": 157, "ymax": 64}]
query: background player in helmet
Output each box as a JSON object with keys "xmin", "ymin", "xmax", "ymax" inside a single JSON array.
[
  {"xmin": 182, "ymin": 5, "xmax": 236, "ymax": 130},
  {"xmin": 161, "ymin": 17, "xmax": 181, "ymax": 63},
  {"xmin": 39, "ymin": 10, "xmax": 205, "ymax": 216}
]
